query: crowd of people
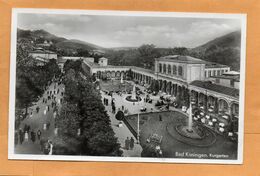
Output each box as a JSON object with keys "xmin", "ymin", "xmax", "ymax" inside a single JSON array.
[{"xmin": 15, "ymin": 76, "xmax": 64, "ymax": 155}]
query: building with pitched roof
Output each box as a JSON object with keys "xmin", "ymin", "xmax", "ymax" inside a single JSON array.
[{"xmin": 29, "ymin": 48, "xmax": 57, "ymax": 60}]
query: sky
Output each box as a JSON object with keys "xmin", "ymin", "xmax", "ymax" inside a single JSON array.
[{"xmin": 17, "ymin": 13, "xmax": 241, "ymax": 48}]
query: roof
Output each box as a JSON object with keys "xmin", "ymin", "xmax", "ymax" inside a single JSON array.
[
  {"xmin": 130, "ymin": 66, "xmax": 154, "ymax": 74},
  {"xmin": 157, "ymin": 55, "xmax": 206, "ymax": 64},
  {"xmin": 204, "ymin": 62, "xmax": 229, "ymax": 69},
  {"xmin": 157, "ymin": 55, "xmax": 230, "ymax": 69},
  {"xmin": 61, "ymin": 56, "xmax": 83, "ymax": 60},
  {"xmin": 34, "ymin": 56, "xmax": 49, "ymax": 63},
  {"xmin": 99, "ymin": 57, "xmax": 108, "ymax": 61},
  {"xmin": 30, "ymin": 49, "xmax": 56, "ymax": 54},
  {"xmin": 224, "ymin": 71, "xmax": 240, "ymax": 75},
  {"xmin": 211, "ymin": 75, "xmax": 240, "ymax": 81},
  {"xmin": 189, "ymin": 80, "xmax": 239, "ymax": 98}
]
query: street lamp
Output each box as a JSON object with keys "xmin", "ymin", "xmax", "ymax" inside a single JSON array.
[{"xmin": 137, "ymin": 113, "xmax": 140, "ymax": 144}]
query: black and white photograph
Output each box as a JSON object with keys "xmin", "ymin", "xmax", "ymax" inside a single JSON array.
[{"xmin": 9, "ymin": 9, "xmax": 246, "ymax": 164}]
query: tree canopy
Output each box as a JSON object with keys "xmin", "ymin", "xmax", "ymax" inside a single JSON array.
[
  {"xmin": 56, "ymin": 60, "xmax": 122, "ymax": 156},
  {"xmin": 15, "ymin": 42, "xmax": 60, "ymax": 115}
]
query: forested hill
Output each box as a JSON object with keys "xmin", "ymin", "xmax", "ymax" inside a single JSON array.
[
  {"xmin": 17, "ymin": 28, "xmax": 105, "ymax": 55},
  {"xmin": 104, "ymin": 31, "xmax": 242, "ymax": 71},
  {"xmin": 190, "ymin": 31, "xmax": 241, "ymax": 71}
]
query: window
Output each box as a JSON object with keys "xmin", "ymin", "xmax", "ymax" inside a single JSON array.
[
  {"xmin": 172, "ymin": 65, "xmax": 177, "ymax": 75},
  {"xmin": 217, "ymin": 70, "xmax": 220, "ymax": 75},
  {"xmin": 221, "ymin": 70, "xmax": 224, "ymax": 74},
  {"xmin": 159, "ymin": 63, "xmax": 162, "ymax": 73},
  {"xmin": 209, "ymin": 70, "xmax": 211, "ymax": 77},
  {"xmin": 178, "ymin": 66, "xmax": 183, "ymax": 76},
  {"xmin": 168, "ymin": 65, "xmax": 171, "ymax": 74},
  {"xmin": 205, "ymin": 71, "xmax": 207, "ymax": 77},
  {"xmin": 163, "ymin": 64, "xmax": 167, "ymax": 73},
  {"xmin": 213, "ymin": 70, "xmax": 216, "ymax": 76}
]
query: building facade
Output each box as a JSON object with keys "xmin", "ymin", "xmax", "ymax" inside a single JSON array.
[
  {"xmin": 29, "ymin": 49, "xmax": 57, "ymax": 60},
  {"xmin": 82, "ymin": 55, "xmax": 239, "ymax": 120}
]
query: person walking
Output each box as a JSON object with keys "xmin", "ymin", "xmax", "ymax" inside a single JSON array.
[
  {"xmin": 27, "ymin": 125, "xmax": 31, "ymax": 133},
  {"xmin": 48, "ymin": 141, "xmax": 53, "ymax": 155},
  {"xmin": 18, "ymin": 128, "xmax": 24, "ymax": 144},
  {"xmin": 130, "ymin": 137, "xmax": 135, "ymax": 150},
  {"xmin": 43, "ymin": 140, "xmax": 50, "ymax": 154},
  {"xmin": 53, "ymin": 111, "xmax": 57, "ymax": 119},
  {"xmin": 37, "ymin": 129, "xmax": 42, "ymax": 140},
  {"xmin": 14, "ymin": 131, "xmax": 18, "ymax": 146},
  {"xmin": 24, "ymin": 131, "xmax": 29, "ymax": 142},
  {"xmin": 36, "ymin": 106, "xmax": 40, "ymax": 113},
  {"xmin": 112, "ymin": 105, "xmax": 116, "ymax": 114},
  {"xmin": 47, "ymin": 121, "xmax": 50, "ymax": 130},
  {"xmin": 125, "ymin": 137, "xmax": 130, "ymax": 150},
  {"xmin": 30, "ymin": 130, "xmax": 36, "ymax": 143}
]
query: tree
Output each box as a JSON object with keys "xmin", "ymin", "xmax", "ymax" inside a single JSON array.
[
  {"xmin": 15, "ymin": 43, "xmax": 60, "ymax": 115},
  {"xmin": 15, "ymin": 76, "xmax": 38, "ymax": 115},
  {"xmin": 115, "ymin": 110, "xmax": 124, "ymax": 121},
  {"xmin": 87, "ymin": 131, "xmax": 122, "ymax": 156},
  {"xmin": 63, "ymin": 59, "xmax": 83, "ymax": 74},
  {"xmin": 76, "ymin": 48, "xmax": 90, "ymax": 57},
  {"xmin": 57, "ymin": 102, "xmax": 82, "ymax": 137},
  {"xmin": 141, "ymin": 144, "xmax": 160, "ymax": 157},
  {"xmin": 171, "ymin": 47, "xmax": 188, "ymax": 55},
  {"xmin": 137, "ymin": 44, "xmax": 159, "ymax": 69},
  {"xmin": 56, "ymin": 62, "xmax": 122, "ymax": 156},
  {"xmin": 138, "ymin": 44, "xmax": 156, "ymax": 56}
]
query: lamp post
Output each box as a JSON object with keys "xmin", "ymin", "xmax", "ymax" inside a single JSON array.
[{"xmin": 137, "ymin": 113, "xmax": 140, "ymax": 144}]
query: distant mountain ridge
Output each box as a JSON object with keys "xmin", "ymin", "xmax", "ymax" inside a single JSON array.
[
  {"xmin": 192, "ymin": 31, "xmax": 241, "ymax": 52},
  {"xmin": 17, "ymin": 28, "xmax": 105, "ymax": 52},
  {"xmin": 190, "ymin": 31, "xmax": 241, "ymax": 71}
]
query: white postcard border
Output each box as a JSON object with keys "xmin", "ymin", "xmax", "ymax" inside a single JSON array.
[{"xmin": 8, "ymin": 8, "xmax": 247, "ymax": 164}]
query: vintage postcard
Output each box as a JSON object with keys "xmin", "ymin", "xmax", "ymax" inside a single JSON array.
[{"xmin": 8, "ymin": 8, "xmax": 246, "ymax": 164}]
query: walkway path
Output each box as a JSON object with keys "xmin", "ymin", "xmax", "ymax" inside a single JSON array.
[
  {"xmin": 15, "ymin": 82, "xmax": 64, "ymax": 154},
  {"xmin": 101, "ymin": 91, "xmax": 143, "ymax": 157}
]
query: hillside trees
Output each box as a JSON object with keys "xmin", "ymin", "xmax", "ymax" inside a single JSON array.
[{"xmin": 15, "ymin": 43, "xmax": 60, "ymax": 116}]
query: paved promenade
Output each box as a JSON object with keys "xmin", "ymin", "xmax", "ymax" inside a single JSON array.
[{"xmin": 15, "ymin": 82, "xmax": 64, "ymax": 154}]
